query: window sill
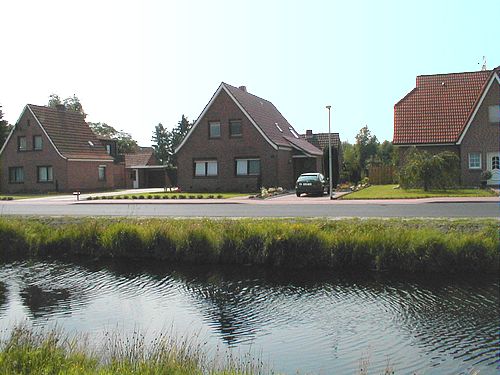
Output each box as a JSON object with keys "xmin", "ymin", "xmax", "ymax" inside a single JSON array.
[
  {"xmin": 193, "ymin": 176, "xmax": 218, "ymax": 179},
  {"xmin": 236, "ymin": 174, "xmax": 260, "ymax": 178},
  {"xmin": 8, "ymin": 181, "xmax": 24, "ymax": 184},
  {"xmin": 37, "ymin": 181, "xmax": 54, "ymax": 184}
]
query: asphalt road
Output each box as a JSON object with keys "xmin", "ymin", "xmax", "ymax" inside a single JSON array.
[{"xmin": 0, "ymin": 201, "xmax": 498, "ymax": 218}]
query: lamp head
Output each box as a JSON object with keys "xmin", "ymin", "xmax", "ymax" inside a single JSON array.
[{"xmin": 326, "ymin": 105, "xmax": 331, "ymax": 110}]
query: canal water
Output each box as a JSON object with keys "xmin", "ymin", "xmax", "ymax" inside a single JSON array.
[{"xmin": 0, "ymin": 259, "xmax": 498, "ymax": 374}]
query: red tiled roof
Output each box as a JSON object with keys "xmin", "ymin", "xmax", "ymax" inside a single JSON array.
[
  {"xmin": 223, "ymin": 83, "xmax": 323, "ymax": 156},
  {"xmin": 28, "ymin": 104, "xmax": 113, "ymax": 160},
  {"xmin": 300, "ymin": 132, "xmax": 340, "ymax": 151},
  {"xmin": 124, "ymin": 147, "xmax": 158, "ymax": 168},
  {"xmin": 393, "ymin": 69, "xmax": 494, "ymax": 144}
]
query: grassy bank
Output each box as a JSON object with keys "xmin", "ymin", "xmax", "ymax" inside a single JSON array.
[
  {"xmin": 0, "ymin": 326, "xmax": 264, "ymax": 375},
  {"xmin": 0, "ymin": 218, "xmax": 497, "ymax": 273},
  {"xmin": 340, "ymin": 185, "xmax": 498, "ymax": 199}
]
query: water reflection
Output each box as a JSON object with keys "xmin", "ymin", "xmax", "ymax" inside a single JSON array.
[
  {"xmin": 0, "ymin": 259, "xmax": 497, "ymax": 374},
  {"xmin": 0, "ymin": 281, "xmax": 7, "ymax": 316},
  {"xmin": 20, "ymin": 285, "xmax": 71, "ymax": 318}
]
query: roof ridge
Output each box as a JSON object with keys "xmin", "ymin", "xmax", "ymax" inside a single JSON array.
[
  {"xmin": 417, "ymin": 69, "xmax": 493, "ymax": 78},
  {"xmin": 222, "ymin": 82, "xmax": 274, "ymax": 105}
]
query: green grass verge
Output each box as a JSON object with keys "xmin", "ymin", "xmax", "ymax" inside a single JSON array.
[
  {"xmin": 0, "ymin": 326, "xmax": 265, "ymax": 375},
  {"xmin": 0, "ymin": 218, "xmax": 497, "ymax": 274},
  {"xmin": 340, "ymin": 185, "xmax": 498, "ymax": 199}
]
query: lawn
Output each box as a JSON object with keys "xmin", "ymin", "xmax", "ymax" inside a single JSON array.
[{"xmin": 340, "ymin": 184, "xmax": 498, "ymax": 199}]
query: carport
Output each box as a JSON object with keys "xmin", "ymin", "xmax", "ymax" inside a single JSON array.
[{"xmin": 129, "ymin": 165, "xmax": 167, "ymax": 189}]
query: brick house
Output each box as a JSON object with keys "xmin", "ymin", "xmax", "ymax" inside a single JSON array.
[
  {"xmin": 393, "ymin": 67, "xmax": 500, "ymax": 186},
  {"xmin": 175, "ymin": 83, "xmax": 323, "ymax": 192},
  {"xmin": 0, "ymin": 104, "xmax": 120, "ymax": 193}
]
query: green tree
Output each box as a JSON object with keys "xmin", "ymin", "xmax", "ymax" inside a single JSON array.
[
  {"xmin": 340, "ymin": 141, "xmax": 361, "ymax": 183},
  {"xmin": 0, "ymin": 106, "xmax": 12, "ymax": 149},
  {"xmin": 48, "ymin": 93, "xmax": 85, "ymax": 116},
  {"xmin": 151, "ymin": 123, "xmax": 172, "ymax": 165},
  {"xmin": 354, "ymin": 125, "xmax": 379, "ymax": 176},
  {"xmin": 151, "ymin": 115, "xmax": 192, "ymax": 166},
  {"xmin": 399, "ymin": 149, "xmax": 460, "ymax": 191},
  {"xmin": 377, "ymin": 140, "xmax": 394, "ymax": 166},
  {"xmin": 88, "ymin": 122, "xmax": 138, "ymax": 154}
]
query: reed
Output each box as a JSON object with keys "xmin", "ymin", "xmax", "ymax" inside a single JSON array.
[
  {"xmin": 0, "ymin": 218, "xmax": 497, "ymax": 274},
  {"xmin": 0, "ymin": 326, "xmax": 264, "ymax": 375}
]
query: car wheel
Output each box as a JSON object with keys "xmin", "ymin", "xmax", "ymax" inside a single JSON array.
[{"xmin": 296, "ymin": 192, "xmax": 301, "ymax": 197}]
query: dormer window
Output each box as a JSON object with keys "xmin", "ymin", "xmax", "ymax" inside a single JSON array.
[
  {"xmin": 275, "ymin": 122, "xmax": 283, "ymax": 132},
  {"xmin": 289, "ymin": 127, "xmax": 299, "ymax": 138}
]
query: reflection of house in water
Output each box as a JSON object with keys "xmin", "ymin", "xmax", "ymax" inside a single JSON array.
[
  {"xmin": 20, "ymin": 285, "xmax": 71, "ymax": 318},
  {"xmin": 0, "ymin": 281, "xmax": 7, "ymax": 315}
]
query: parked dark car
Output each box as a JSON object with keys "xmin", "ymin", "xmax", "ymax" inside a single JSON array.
[{"xmin": 295, "ymin": 173, "xmax": 327, "ymax": 197}]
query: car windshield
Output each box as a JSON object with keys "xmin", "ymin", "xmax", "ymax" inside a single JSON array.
[{"xmin": 297, "ymin": 175, "xmax": 319, "ymax": 182}]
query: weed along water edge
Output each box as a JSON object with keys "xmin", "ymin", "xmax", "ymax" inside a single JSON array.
[{"xmin": 0, "ymin": 218, "xmax": 498, "ymax": 274}]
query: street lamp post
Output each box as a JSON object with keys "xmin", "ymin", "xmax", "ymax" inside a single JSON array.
[{"xmin": 326, "ymin": 105, "xmax": 333, "ymax": 199}]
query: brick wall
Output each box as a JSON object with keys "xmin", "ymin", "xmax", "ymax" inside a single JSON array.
[
  {"xmin": 176, "ymin": 89, "xmax": 295, "ymax": 192},
  {"xmin": 460, "ymin": 79, "xmax": 500, "ymax": 186},
  {"xmin": 67, "ymin": 160, "xmax": 115, "ymax": 191}
]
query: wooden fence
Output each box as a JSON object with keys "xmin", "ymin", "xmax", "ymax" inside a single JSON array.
[{"xmin": 368, "ymin": 165, "xmax": 395, "ymax": 185}]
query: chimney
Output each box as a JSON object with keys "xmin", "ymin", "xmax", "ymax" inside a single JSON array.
[
  {"xmin": 239, "ymin": 86, "xmax": 247, "ymax": 92},
  {"xmin": 306, "ymin": 129, "xmax": 313, "ymax": 138},
  {"xmin": 55, "ymin": 104, "xmax": 66, "ymax": 111}
]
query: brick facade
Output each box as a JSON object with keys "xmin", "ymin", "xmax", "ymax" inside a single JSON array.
[{"xmin": 459, "ymin": 79, "xmax": 499, "ymax": 186}]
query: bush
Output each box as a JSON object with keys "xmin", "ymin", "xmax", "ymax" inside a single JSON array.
[
  {"xmin": 188, "ymin": 195, "xmax": 196, "ymax": 199},
  {"xmin": 197, "ymin": 195, "xmax": 204, "ymax": 199},
  {"xmin": 179, "ymin": 195, "xmax": 186, "ymax": 199},
  {"xmin": 216, "ymin": 195, "xmax": 223, "ymax": 199},
  {"xmin": 399, "ymin": 149, "xmax": 460, "ymax": 191}
]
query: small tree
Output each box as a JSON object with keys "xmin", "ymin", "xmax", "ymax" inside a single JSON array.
[
  {"xmin": 0, "ymin": 106, "xmax": 12, "ymax": 149},
  {"xmin": 399, "ymin": 149, "xmax": 460, "ymax": 191},
  {"xmin": 48, "ymin": 93, "xmax": 85, "ymax": 116},
  {"xmin": 88, "ymin": 122, "xmax": 138, "ymax": 154},
  {"xmin": 151, "ymin": 123, "xmax": 172, "ymax": 165}
]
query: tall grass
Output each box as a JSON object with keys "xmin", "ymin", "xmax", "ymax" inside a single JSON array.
[
  {"xmin": 0, "ymin": 218, "xmax": 497, "ymax": 274},
  {"xmin": 0, "ymin": 326, "xmax": 265, "ymax": 375}
]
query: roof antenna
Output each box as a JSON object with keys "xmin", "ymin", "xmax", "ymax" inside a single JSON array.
[{"xmin": 481, "ymin": 56, "xmax": 487, "ymax": 71}]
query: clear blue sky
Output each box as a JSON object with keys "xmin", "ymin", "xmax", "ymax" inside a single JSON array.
[{"xmin": 2, "ymin": 0, "xmax": 499, "ymax": 145}]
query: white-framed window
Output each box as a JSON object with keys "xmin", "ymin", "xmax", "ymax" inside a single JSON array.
[
  {"xmin": 468, "ymin": 152, "xmax": 481, "ymax": 169},
  {"xmin": 98, "ymin": 165, "xmax": 106, "ymax": 181},
  {"xmin": 236, "ymin": 158, "xmax": 261, "ymax": 176},
  {"xmin": 18, "ymin": 136, "xmax": 27, "ymax": 151},
  {"xmin": 229, "ymin": 120, "xmax": 242, "ymax": 137},
  {"xmin": 492, "ymin": 156, "xmax": 500, "ymax": 170},
  {"xmin": 106, "ymin": 144, "xmax": 112, "ymax": 155},
  {"xmin": 37, "ymin": 166, "xmax": 53, "ymax": 182},
  {"xmin": 489, "ymin": 105, "xmax": 500, "ymax": 123},
  {"xmin": 209, "ymin": 121, "xmax": 221, "ymax": 138},
  {"xmin": 33, "ymin": 135, "xmax": 43, "ymax": 150},
  {"xmin": 8, "ymin": 167, "xmax": 24, "ymax": 183},
  {"xmin": 194, "ymin": 160, "xmax": 218, "ymax": 177}
]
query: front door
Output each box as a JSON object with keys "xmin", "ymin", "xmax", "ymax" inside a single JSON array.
[{"xmin": 486, "ymin": 152, "xmax": 500, "ymax": 185}]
